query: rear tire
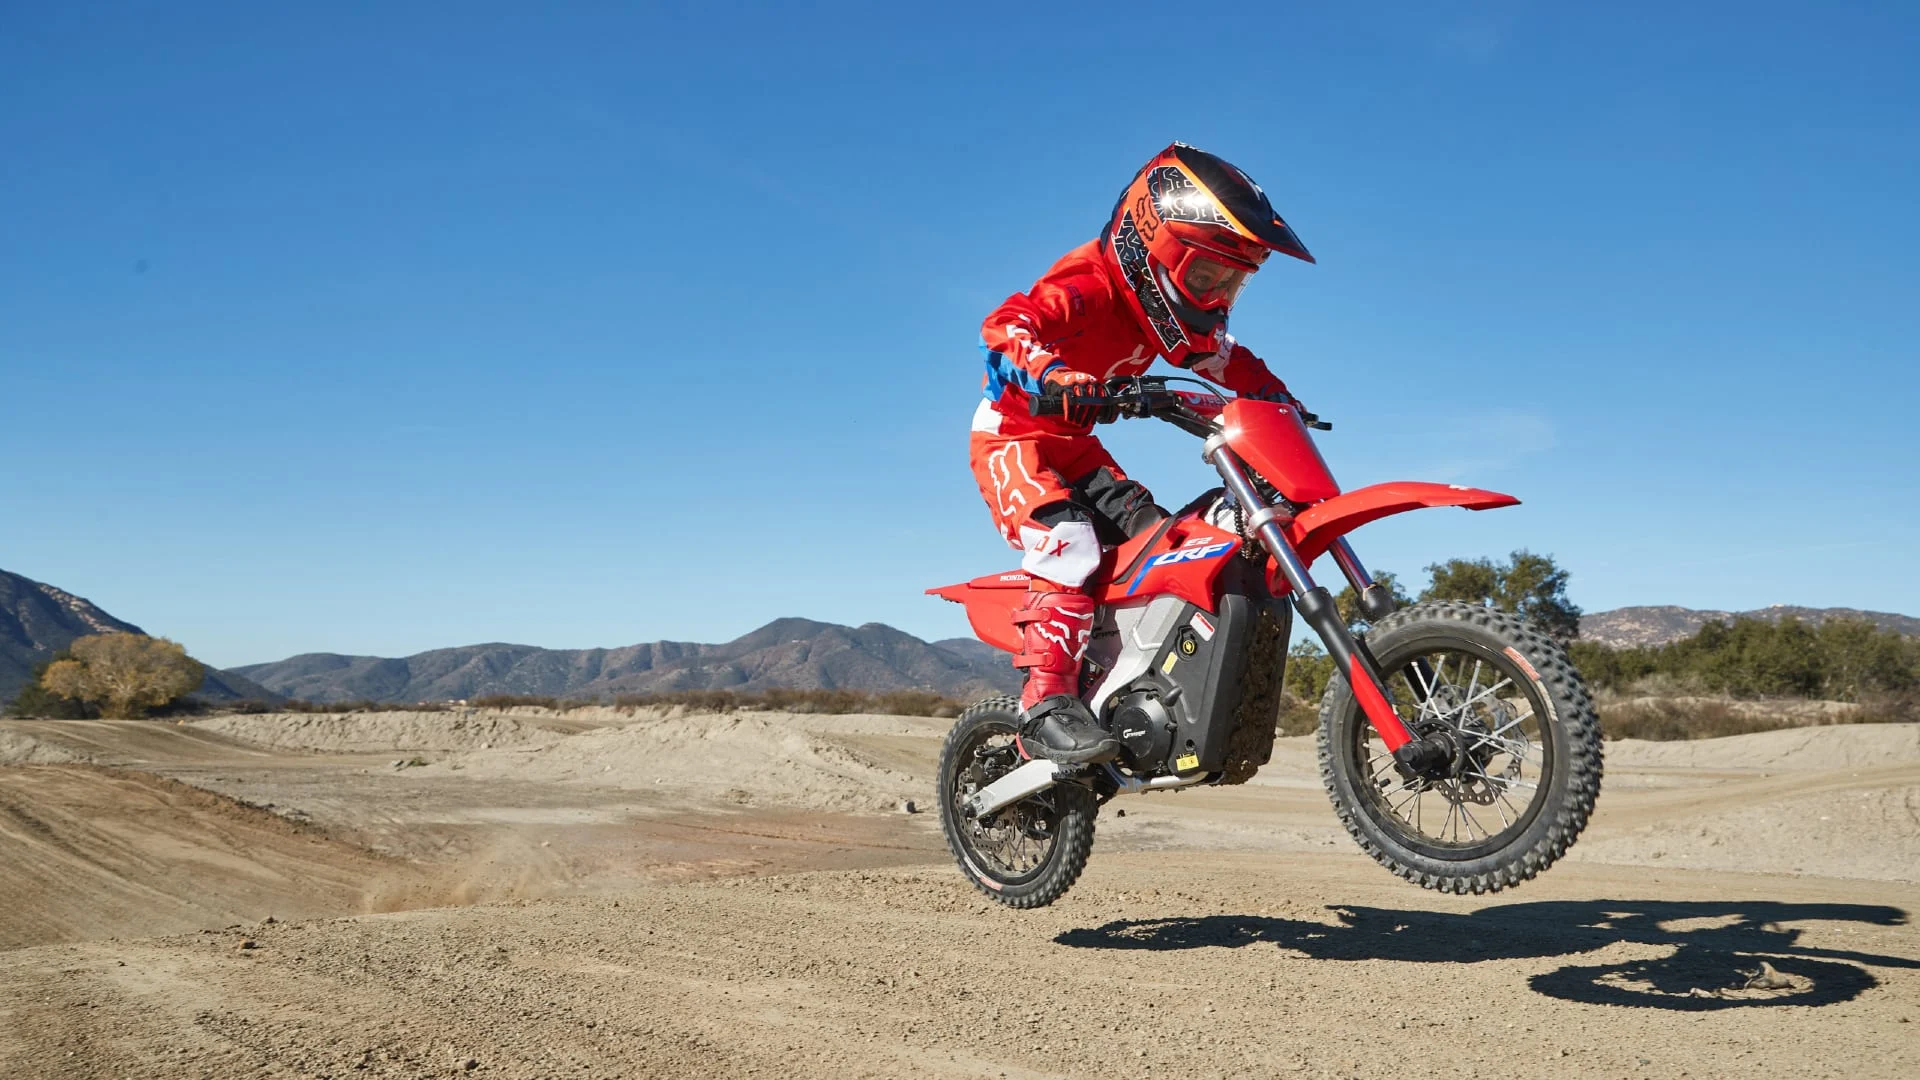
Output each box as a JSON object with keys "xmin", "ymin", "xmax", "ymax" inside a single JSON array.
[
  {"xmin": 937, "ymin": 695, "xmax": 1097, "ymax": 908},
  {"xmin": 1318, "ymin": 601, "xmax": 1603, "ymax": 894}
]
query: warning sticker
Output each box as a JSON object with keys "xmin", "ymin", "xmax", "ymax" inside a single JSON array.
[{"xmin": 1189, "ymin": 613, "xmax": 1215, "ymax": 641}]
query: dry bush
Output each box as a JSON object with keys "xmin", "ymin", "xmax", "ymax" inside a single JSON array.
[
  {"xmin": 1277, "ymin": 692, "xmax": 1320, "ymax": 737},
  {"xmin": 1855, "ymin": 691, "xmax": 1920, "ymax": 725},
  {"xmin": 467, "ymin": 694, "xmax": 596, "ymax": 711},
  {"xmin": 608, "ymin": 688, "xmax": 966, "ymax": 718},
  {"xmin": 278, "ymin": 699, "xmax": 450, "ymax": 714},
  {"xmin": 40, "ymin": 633, "xmax": 203, "ymax": 719},
  {"xmin": 875, "ymin": 690, "xmax": 962, "ymax": 718},
  {"xmin": 1600, "ymin": 698, "xmax": 1788, "ymax": 741}
]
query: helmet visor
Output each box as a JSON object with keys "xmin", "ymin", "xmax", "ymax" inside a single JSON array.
[{"xmin": 1178, "ymin": 256, "xmax": 1253, "ymax": 309}]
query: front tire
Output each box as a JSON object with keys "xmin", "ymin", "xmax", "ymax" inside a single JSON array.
[
  {"xmin": 1319, "ymin": 601, "xmax": 1603, "ymax": 894},
  {"xmin": 937, "ymin": 695, "xmax": 1097, "ymax": 908}
]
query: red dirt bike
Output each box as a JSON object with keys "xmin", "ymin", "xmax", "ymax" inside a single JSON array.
[{"xmin": 929, "ymin": 375, "xmax": 1602, "ymax": 908}]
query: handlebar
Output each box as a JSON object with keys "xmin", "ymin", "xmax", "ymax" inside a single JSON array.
[{"xmin": 1028, "ymin": 375, "xmax": 1331, "ymax": 432}]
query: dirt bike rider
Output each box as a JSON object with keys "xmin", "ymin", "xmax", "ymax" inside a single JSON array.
[{"xmin": 969, "ymin": 142, "xmax": 1316, "ymax": 766}]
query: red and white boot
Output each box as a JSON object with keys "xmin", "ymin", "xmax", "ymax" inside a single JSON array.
[{"xmin": 1011, "ymin": 590, "xmax": 1120, "ymax": 766}]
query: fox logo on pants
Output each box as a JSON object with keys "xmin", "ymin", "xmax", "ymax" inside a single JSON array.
[
  {"xmin": 986, "ymin": 443, "xmax": 1044, "ymax": 522},
  {"xmin": 1017, "ymin": 520, "xmax": 1100, "ymax": 588}
]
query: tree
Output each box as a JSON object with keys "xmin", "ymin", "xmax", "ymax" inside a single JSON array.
[
  {"xmin": 39, "ymin": 633, "xmax": 204, "ymax": 719},
  {"xmin": 1334, "ymin": 570, "xmax": 1413, "ymax": 632},
  {"xmin": 4, "ymin": 650, "xmax": 94, "ymax": 719},
  {"xmin": 1283, "ymin": 638, "xmax": 1336, "ymax": 702},
  {"xmin": 1422, "ymin": 549, "xmax": 1582, "ymax": 643}
]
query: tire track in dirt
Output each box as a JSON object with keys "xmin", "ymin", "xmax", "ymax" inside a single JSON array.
[{"xmin": 2, "ymin": 854, "xmax": 1915, "ymax": 1079}]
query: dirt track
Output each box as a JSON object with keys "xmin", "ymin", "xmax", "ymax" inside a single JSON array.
[
  {"xmin": 4, "ymin": 857, "xmax": 1915, "ymax": 1079},
  {"xmin": 2, "ymin": 713, "xmax": 1916, "ymax": 1078}
]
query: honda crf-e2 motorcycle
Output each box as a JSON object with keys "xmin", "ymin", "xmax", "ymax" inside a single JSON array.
[{"xmin": 929, "ymin": 376, "xmax": 1602, "ymax": 908}]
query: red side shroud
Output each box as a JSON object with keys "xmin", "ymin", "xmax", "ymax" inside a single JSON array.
[{"xmin": 926, "ymin": 516, "xmax": 1241, "ymax": 650}]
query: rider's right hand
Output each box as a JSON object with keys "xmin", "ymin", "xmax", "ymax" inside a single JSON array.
[{"xmin": 1043, "ymin": 369, "xmax": 1110, "ymax": 426}]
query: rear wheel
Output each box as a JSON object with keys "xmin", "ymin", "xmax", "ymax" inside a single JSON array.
[
  {"xmin": 1318, "ymin": 601, "xmax": 1602, "ymax": 893},
  {"xmin": 937, "ymin": 695, "xmax": 1097, "ymax": 908}
]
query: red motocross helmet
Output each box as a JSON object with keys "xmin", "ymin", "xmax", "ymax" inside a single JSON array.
[{"xmin": 1102, "ymin": 143, "xmax": 1314, "ymax": 365}]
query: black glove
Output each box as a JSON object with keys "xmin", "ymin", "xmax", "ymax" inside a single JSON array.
[
  {"xmin": 1044, "ymin": 370, "xmax": 1111, "ymax": 426},
  {"xmin": 1239, "ymin": 378, "xmax": 1296, "ymax": 405}
]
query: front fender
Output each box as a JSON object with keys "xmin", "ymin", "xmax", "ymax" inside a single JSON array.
[{"xmin": 1284, "ymin": 482, "xmax": 1520, "ymax": 564}]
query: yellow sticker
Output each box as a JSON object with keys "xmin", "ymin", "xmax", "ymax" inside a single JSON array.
[
  {"xmin": 1176, "ymin": 753, "xmax": 1200, "ymax": 772},
  {"xmin": 1161, "ymin": 652, "xmax": 1179, "ymax": 674}
]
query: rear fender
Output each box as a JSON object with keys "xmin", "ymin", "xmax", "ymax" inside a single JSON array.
[
  {"xmin": 926, "ymin": 572, "xmax": 1030, "ymax": 653},
  {"xmin": 1284, "ymin": 482, "xmax": 1520, "ymax": 564}
]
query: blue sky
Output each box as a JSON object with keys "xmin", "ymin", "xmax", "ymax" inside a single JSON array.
[{"xmin": 3, "ymin": 2, "xmax": 1916, "ymax": 668}]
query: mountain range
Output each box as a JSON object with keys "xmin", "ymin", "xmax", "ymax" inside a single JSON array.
[
  {"xmin": 1577, "ymin": 604, "xmax": 1920, "ymax": 648},
  {"xmin": 6, "ymin": 566, "xmax": 1917, "ymax": 707},
  {"xmin": 229, "ymin": 618, "xmax": 1022, "ymax": 703},
  {"xmin": 0, "ymin": 570, "xmax": 275, "ymax": 706}
]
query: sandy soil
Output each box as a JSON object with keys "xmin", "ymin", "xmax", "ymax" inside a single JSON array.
[
  {"xmin": 191, "ymin": 711, "xmax": 563, "ymax": 754},
  {"xmin": 0, "ymin": 765, "xmax": 416, "ymax": 950},
  {"xmin": 1, "ymin": 712, "xmax": 1916, "ymax": 1078}
]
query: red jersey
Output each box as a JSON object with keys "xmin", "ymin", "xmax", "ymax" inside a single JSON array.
[{"xmin": 975, "ymin": 240, "xmax": 1285, "ymax": 438}]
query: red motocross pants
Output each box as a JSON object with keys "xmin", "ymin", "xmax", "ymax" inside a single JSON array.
[{"xmin": 968, "ymin": 417, "xmax": 1161, "ymax": 591}]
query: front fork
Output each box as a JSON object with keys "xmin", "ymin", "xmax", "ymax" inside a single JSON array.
[{"xmin": 1204, "ymin": 438, "xmax": 1449, "ymax": 774}]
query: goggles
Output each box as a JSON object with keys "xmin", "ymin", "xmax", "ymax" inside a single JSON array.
[{"xmin": 1175, "ymin": 253, "xmax": 1257, "ymax": 309}]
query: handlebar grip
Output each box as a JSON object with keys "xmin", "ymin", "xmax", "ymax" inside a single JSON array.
[{"xmin": 1028, "ymin": 394, "xmax": 1065, "ymax": 417}]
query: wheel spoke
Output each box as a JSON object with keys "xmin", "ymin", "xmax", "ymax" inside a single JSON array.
[
  {"xmin": 1350, "ymin": 640, "xmax": 1561, "ymax": 855},
  {"xmin": 1391, "ymin": 787, "xmax": 1422, "ymax": 816},
  {"xmin": 955, "ymin": 729, "xmax": 1060, "ymax": 879},
  {"xmin": 1467, "ymin": 769, "xmax": 1536, "ymax": 791},
  {"xmin": 1486, "ymin": 706, "xmax": 1534, "ymax": 738},
  {"xmin": 1456, "ymin": 797, "xmax": 1489, "ymax": 840},
  {"xmin": 1458, "ymin": 676, "xmax": 1514, "ymax": 713},
  {"xmin": 1495, "ymin": 786, "xmax": 1525, "ymax": 821}
]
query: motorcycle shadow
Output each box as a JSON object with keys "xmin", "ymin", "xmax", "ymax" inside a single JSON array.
[{"xmin": 1055, "ymin": 899, "xmax": 1916, "ymax": 1010}]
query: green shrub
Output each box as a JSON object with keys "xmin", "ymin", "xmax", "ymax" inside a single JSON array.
[{"xmin": 1574, "ymin": 616, "xmax": 1918, "ymax": 703}]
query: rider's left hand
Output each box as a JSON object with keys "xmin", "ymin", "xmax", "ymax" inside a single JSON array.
[{"xmin": 1240, "ymin": 380, "xmax": 1297, "ymax": 406}]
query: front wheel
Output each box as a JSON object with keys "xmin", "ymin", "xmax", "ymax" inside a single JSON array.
[
  {"xmin": 1319, "ymin": 600, "xmax": 1603, "ymax": 894},
  {"xmin": 937, "ymin": 695, "xmax": 1098, "ymax": 908}
]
